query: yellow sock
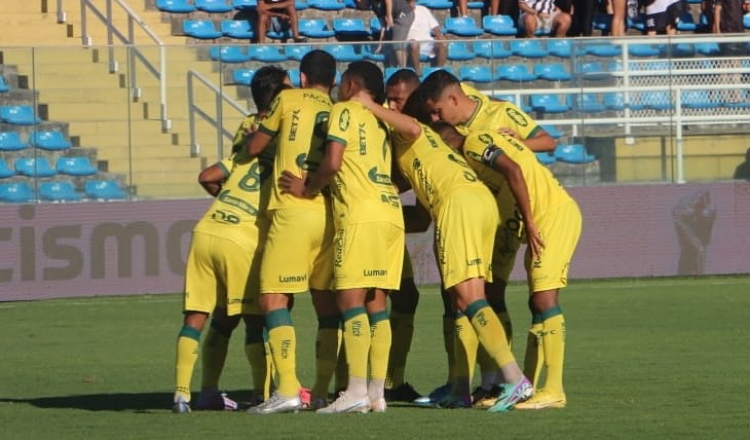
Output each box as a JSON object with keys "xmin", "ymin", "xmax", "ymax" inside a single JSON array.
[
  {"xmin": 244, "ymin": 324, "xmax": 269, "ymax": 398},
  {"xmin": 311, "ymin": 316, "xmax": 341, "ymax": 400},
  {"xmin": 174, "ymin": 325, "xmax": 201, "ymax": 402},
  {"xmin": 465, "ymin": 300, "xmax": 519, "ymax": 380},
  {"xmin": 342, "ymin": 307, "xmax": 370, "ymax": 391},
  {"xmin": 523, "ymin": 315, "xmax": 544, "ymax": 389},
  {"xmin": 200, "ymin": 324, "xmax": 229, "ymax": 391},
  {"xmin": 369, "ymin": 311, "xmax": 391, "ymax": 381},
  {"xmin": 386, "ymin": 311, "xmax": 414, "ymax": 389},
  {"xmin": 541, "ymin": 306, "xmax": 566, "ymax": 394},
  {"xmin": 443, "ymin": 315, "xmax": 456, "ymax": 385},
  {"xmin": 453, "ymin": 313, "xmax": 478, "ymax": 396},
  {"xmin": 265, "ymin": 309, "xmax": 300, "ymax": 397}
]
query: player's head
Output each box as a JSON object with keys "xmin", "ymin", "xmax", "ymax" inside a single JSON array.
[
  {"xmin": 339, "ymin": 60, "xmax": 385, "ymax": 104},
  {"xmin": 419, "ymin": 69, "xmax": 468, "ymax": 125},
  {"xmin": 430, "ymin": 121, "xmax": 465, "ymax": 151},
  {"xmin": 385, "ymin": 69, "xmax": 420, "ymax": 113},
  {"xmin": 300, "ymin": 49, "xmax": 337, "ymax": 89},
  {"xmin": 251, "ymin": 65, "xmax": 290, "ymax": 113},
  {"xmin": 401, "ymin": 87, "xmax": 435, "ymax": 125}
]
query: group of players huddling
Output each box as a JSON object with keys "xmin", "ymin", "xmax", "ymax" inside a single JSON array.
[{"xmin": 172, "ymin": 49, "xmax": 582, "ymax": 415}]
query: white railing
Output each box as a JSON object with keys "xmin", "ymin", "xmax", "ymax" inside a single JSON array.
[
  {"xmin": 187, "ymin": 70, "xmax": 249, "ymax": 159},
  {"xmin": 80, "ymin": 0, "xmax": 170, "ymax": 130},
  {"xmin": 56, "ymin": 0, "xmax": 67, "ymax": 23}
]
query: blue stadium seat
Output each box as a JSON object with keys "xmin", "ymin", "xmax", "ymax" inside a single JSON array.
[
  {"xmin": 196, "ymin": 0, "xmax": 233, "ymax": 12},
  {"xmin": 85, "ymin": 180, "xmax": 127, "ymax": 200},
  {"xmin": 333, "ymin": 18, "xmax": 370, "ymax": 39},
  {"xmin": 343, "ymin": 0, "xmax": 358, "ymax": 8},
  {"xmin": 576, "ymin": 61, "xmax": 610, "ymax": 80},
  {"xmin": 445, "ymin": 17, "xmax": 484, "ymax": 37},
  {"xmin": 324, "ymin": 44, "xmax": 364, "ymax": 62},
  {"xmin": 722, "ymin": 90, "xmax": 750, "ymax": 108},
  {"xmin": 695, "ymin": 42, "xmax": 720, "ymax": 56},
  {"xmin": 554, "ymin": 144, "xmax": 596, "ymax": 164},
  {"xmin": 496, "ymin": 64, "xmax": 537, "ymax": 82},
  {"xmin": 248, "ymin": 45, "xmax": 288, "ymax": 62},
  {"xmin": 540, "ymin": 125, "xmax": 563, "ymax": 139},
  {"xmin": 681, "ymin": 90, "xmax": 715, "ymax": 109},
  {"xmin": 370, "ymin": 17, "xmax": 382, "ymax": 38},
  {"xmin": 640, "ymin": 90, "xmax": 674, "ymax": 110},
  {"xmin": 534, "ymin": 63, "xmax": 572, "ymax": 81},
  {"xmin": 286, "ymin": 69, "xmax": 302, "ymax": 87},
  {"xmin": 458, "ymin": 65, "xmax": 496, "ymax": 83},
  {"xmin": 592, "ymin": 13, "xmax": 611, "ymax": 33},
  {"xmin": 0, "ymin": 182, "xmax": 34, "ymax": 203},
  {"xmin": 221, "ymin": 20, "xmax": 255, "ymax": 39},
  {"xmin": 473, "ymin": 40, "xmax": 511, "ymax": 59},
  {"xmin": 535, "ymin": 152, "xmax": 556, "ymax": 165},
  {"xmin": 299, "ymin": 18, "xmax": 335, "ymax": 38},
  {"xmin": 0, "ymin": 105, "xmax": 41, "ymax": 125},
  {"xmin": 676, "ymin": 11, "xmax": 696, "ymax": 31},
  {"xmin": 467, "ymin": 1, "xmax": 483, "ymax": 8},
  {"xmin": 530, "ymin": 94, "xmax": 571, "ymax": 113},
  {"xmin": 744, "ymin": 13, "xmax": 750, "ymax": 29},
  {"xmin": 482, "ymin": 15, "xmax": 517, "ymax": 36},
  {"xmin": 628, "ymin": 14, "xmax": 646, "ymax": 31},
  {"xmin": 56, "ymin": 156, "xmax": 98, "ymax": 176},
  {"xmin": 156, "ymin": 0, "xmax": 196, "ymax": 13},
  {"xmin": 384, "ymin": 67, "xmax": 415, "ymax": 82},
  {"xmin": 547, "ymin": 39, "xmax": 572, "ymax": 58},
  {"xmin": 0, "ymin": 76, "xmax": 10, "ymax": 93},
  {"xmin": 495, "ymin": 94, "xmax": 532, "ymax": 113},
  {"xmin": 697, "ymin": 13, "xmax": 709, "ymax": 32},
  {"xmin": 447, "ymin": 41, "xmax": 475, "ymax": 61},
  {"xmin": 628, "ymin": 43, "xmax": 660, "ymax": 57},
  {"xmin": 232, "ymin": 69, "xmax": 255, "ymax": 85},
  {"xmin": 604, "ymin": 92, "xmax": 645, "ymax": 111},
  {"xmin": 39, "ymin": 181, "xmax": 82, "ymax": 202},
  {"xmin": 0, "ymin": 131, "xmax": 28, "ymax": 151},
  {"xmin": 30, "ymin": 130, "xmax": 72, "ymax": 151},
  {"xmin": 209, "ymin": 46, "xmax": 251, "ymax": 63},
  {"xmin": 183, "ymin": 20, "xmax": 222, "ymax": 39},
  {"xmin": 295, "ymin": 0, "xmax": 309, "ymax": 10},
  {"xmin": 418, "ymin": 0, "xmax": 453, "ymax": 9},
  {"xmin": 285, "ymin": 45, "xmax": 312, "ymax": 61},
  {"xmin": 663, "ymin": 43, "xmax": 695, "ymax": 57},
  {"xmin": 307, "ymin": 0, "xmax": 345, "ymax": 10},
  {"xmin": 362, "ymin": 44, "xmax": 385, "ymax": 62},
  {"xmin": 15, "ymin": 157, "xmax": 57, "ymax": 177},
  {"xmin": 0, "ymin": 159, "xmax": 14, "ymax": 178},
  {"xmin": 585, "ymin": 42, "xmax": 622, "ymax": 57},
  {"xmin": 420, "ymin": 66, "xmax": 455, "ymax": 82},
  {"xmin": 575, "ymin": 94, "xmax": 606, "ymax": 113},
  {"xmin": 510, "ymin": 39, "xmax": 548, "ymax": 58},
  {"xmin": 232, "ymin": 0, "xmax": 258, "ymax": 9}
]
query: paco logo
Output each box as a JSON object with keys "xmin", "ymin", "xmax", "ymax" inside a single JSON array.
[
  {"xmin": 338, "ymin": 108, "xmax": 350, "ymax": 131},
  {"xmin": 506, "ymin": 107, "xmax": 529, "ymax": 127}
]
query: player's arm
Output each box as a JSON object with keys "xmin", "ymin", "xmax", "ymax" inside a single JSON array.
[
  {"xmin": 278, "ymin": 141, "xmax": 344, "ymax": 198},
  {"xmin": 247, "ymin": 95, "xmax": 282, "ymax": 156},
  {"xmin": 520, "ymin": 129, "xmax": 556, "ymax": 153},
  {"xmin": 403, "ymin": 201, "xmax": 431, "ymax": 233},
  {"xmin": 353, "ymin": 91, "xmax": 421, "ymax": 142},
  {"xmin": 197, "ymin": 162, "xmax": 229, "ymax": 197}
]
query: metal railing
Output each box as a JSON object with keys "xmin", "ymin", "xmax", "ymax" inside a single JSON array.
[
  {"xmin": 56, "ymin": 0, "xmax": 67, "ymax": 23},
  {"xmin": 187, "ymin": 69, "xmax": 249, "ymax": 159},
  {"xmin": 80, "ymin": 0, "xmax": 170, "ymax": 130}
]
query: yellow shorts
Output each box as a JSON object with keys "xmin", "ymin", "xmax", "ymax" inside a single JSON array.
[
  {"xmin": 491, "ymin": 193, "xmax": 524, "ymax": 283},
  {"xmin": 402, "ymin": 245, "xmax": 414, "ymax": 280},
  {"xmin": 260, "ymin": 207, "xmax": 335, "ymax": 293},
  {"xmin": 183, "ymin": 230, "xmax": 263, "ymax": 316},
  {"xmin": 434, "ymin": 186, "xmax": 498, "ymax": 289},
  {"xmin": 525, "ymin": 200, "xmax": 582, "ymax": 292},
  {"xmin": 334, "ymin": 221, "xmax": 405, "ymax": 290}
]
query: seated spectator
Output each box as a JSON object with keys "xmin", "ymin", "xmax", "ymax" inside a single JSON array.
[
  {"xmin": 406, "ymin": 0, "xmax": 446, "ymax": 76},
  {"xmin": 256, "ymin": 0, "xmax": 306, "ymax": 43},
  {"xmin": 518, "ymin": 0, "xmax": 572, "ymax": 37},
  {"xmin": 644, "ymin": 0, "xmax": 687, "ymax": 35}
]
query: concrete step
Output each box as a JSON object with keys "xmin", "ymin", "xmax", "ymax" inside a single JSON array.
[
  {"xmin": 135, "ymin": 182, "xmax": 208, "ymax": 199},
  {"xmin": 105, "ymin": 156, "xmax": 202, "ymax": 173}
]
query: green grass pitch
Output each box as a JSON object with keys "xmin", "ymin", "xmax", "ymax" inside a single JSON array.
[{"xmin": 1, "ymin": 276, "xmax": 749, "ymax": 440}]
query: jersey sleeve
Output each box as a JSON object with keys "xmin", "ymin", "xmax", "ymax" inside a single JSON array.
[
  {"xmin": 501, "ymin": 102, "xmax": 542, "ymax": 140},
  {"xmin": 326, "ymin": 103, "xmax": 351, "ymax": 146},
  {"xmin": 231, "ymin": 114, "xmax": 257, "ymax": 152},
  {"xmin": 257, "ymin": 93, "xmax": 284, "ymax": 137},
  {"xmin": 465, "ymin": 131, "xmax": 508, "ymax": 171}
]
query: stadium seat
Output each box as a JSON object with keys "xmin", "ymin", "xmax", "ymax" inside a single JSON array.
[
  {"xmin": 248, "ymin": 45, "xmax": 288, "ymax": 62},
  {"xmin": 287, "ymin": 69, "xmax": 302, "ymax": 87},
  {"xmin": 576, "ymin": 61, "xmax": 610, "ymax": 80},
  {"xmin": 547, "ymin": 39, "xmax": 573, "ymax": 58},
  {"xmin": 540, "ymin": 125, "xmax": 563, "ymax": 139},
  {"xmin": 85, "ymin": 180, "xmax": 127, "ymax": 200},
  {"xmin": 722, "ymin": 90, "xmax": 750, "ymax": 108},
  {"xmin": 554, "ymin": 144, "xmax": 596, "ymax": 164},
  {"xmin": 510, "ymin": 39, "xmax": 548, "ymax": 58},
  {"xmin": 196, "ymin": 0, "xmax": 233, "ymax": 12},
  {"xmin": 221, "ymin": 20, "xmax": 255, "ymax": 39},
  {"xmin": 0, "ymin": 105, "xmax": 41, "ymax": 125},
  {"xmin": 333, "ymin": 18, "xmax": 370, "ymax": 39},
  {"xmin": 473, "ymin": 40, "xmax": 511, "ymax": 59},
  {"xmin": 370, "ymin": 17, "xmax": 382, "ymax": 38},
  {"xmin": 458, "ymin": 65, "xmax": 496, "ymax": 83},
  {"xmin": 585, "ymin": 42, "xmax": 621, "ymax": 57},
  {"xmin": 0, "ymin": 159, "xmax": 14, "ymax": 178},
  {"xmin": 232, "ymin": 0, "xmax": 258, "ymax": 9},
  {"xmin": 209, "ymin": 46, "xmax": 251, "ymax": 63},
  {"xmin": 444, "ymin": 17, "xmax": 484, "ymax": 37},
  {"xmin": 640, "ymin": 90, "xmax": 674, "ymax": 110},
  {"xmin": 680, "ymin": 90, "xmax": 715, "ymax": 109},
  {"xmin": 482, "ymin": 15, "xmax": 518, "ymax": 36},
  {"xmin": 0, "ymin": 182, "xmax": 34, "ymax": 203},
  {"xmin": 575, "ymin": 94, "xmax": 606, "ymax": 113},
  {"xmin": 307, "ymin": 0, "xmax": 345, "ymax": 10},
  {"xmin": 676, "ymin": 11, "xmax": 696, "ymax": 31},
  {"xmin": 232, "ymin": 69, "xmax": 254, "ymax": 85},
  {"xmin": 467, "ymin": 1, "xmax": 483, "ymax": 8},
  {"xmin": 15, "ymin": 157, "xmax": 57, "ymax": 177},
  {"xmin": 39, "ymin": 181, "xmax": 82, "ymax": 202},
  {"xmin": 628, "ymin": 14, "xmax": 646, "ymax": 31},
  {"xmin": 592, "ymin": 13, "xmax": 611, "ymax": 33},
  {"xmin": 496, "ymin": 64, "xmax": 537, "ymax": 82},
  {"xmin": 285, "ymin": 45, "xmax": 312, "ymax": 61},
  {"xmin": 385, "ymin": 67, "xmax": 415, "ymax": 82},
  {"xmin": 628, "ymin": 43, "xmax": 660, "ymax": 57},
  {"xmin": 183, "ymin": 20, "xmax": 222, "ymax": 39},
  {"xmin": 662, "ymin": 43, "xmax": 695, "ymax": 57},
  {"xmin": 744, "ymin": 13, "xmax": 750, "ymax": 30},
  {"xmin": 30, "ymin": 130, "xmax": 72, "ymax": 151},
  {"xmin": 0, "ymin": 131, "xmax": 28, "ymax": 151},
  {"xmin": 604, "ymin": 92, "xmax": 645, "ymax": 111},
  {"xmin": 530, "ymin": 94, "xmax": 571, "ymax": 113},
  {"xmin": 418, "ymin": 0, "xmax": 453, "ymax": 9},
  {"xmin": 343, "ymin": 0, "xmax": 358, "ymax": 8},
  {"xmin": 362, "ymin": 44, "xmax": 385, "ymax": 62},
  {"xmin": 0, "ymin": 76, "xmax": 9, "ymax": 93},
  {"xmin": 299, "ymin": 19, "xmax": 335, "ymax": 39},
  {"xmin": 446, "ymin": 41, "xmax": 475, "ymax": 61},
  {"xmin": 420, "ymin": 66, "xmax": 455, "ymax": 82},
  {"xmin": 324, "ymin": 44, "xmax": 364, "ymax": 62},
  {"xmin": 156, "ymin": 0, "xmax": 196, "ymax": 13},
  {"xmin": 495, "ymin": 94, "xmax": 531, "ymax": 112},
  {"xmin": 535, "ymin": 152, "xmax": 556, "ymax": 165},
  {"xmin": 56, "ymin": 156, "xmax": 98, "ymax": 176},
  {"xmin": 695, "ymin": 42, "xmax": 720, "ymax": 56},
  {"xmin": 534, "ymin": 63, "xmax": 572, "ymax": 81}
]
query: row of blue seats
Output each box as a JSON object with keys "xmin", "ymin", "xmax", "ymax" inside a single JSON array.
[
  {"xmin": 160, "ymin": 0, "xmax": 486, "ymax": 14},
  {"xmin": 0, "ymin": 130, "xmax": 73, "ymax": 150},
  {"xmin": 0, "ymin": 180, "xmax": 127, "ymax": 203},
  {"xmin": 537, "ymin": 144, "xmax": 597, "ymax": 165},
  {"xmin": 0, "ymin": 156, "xmax": 98, "ymax": 178},
  {"xmin": 0, "ymin": 106, "xmax": 41, "ymax": 125}
]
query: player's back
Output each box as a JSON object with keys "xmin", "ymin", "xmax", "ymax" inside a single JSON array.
[
  {"xmin": 459, "ymin": 91, "xmax": 542, "ymax": 141},
  {"xmin": 257, "ymin": 88, "xmax": 332, "ymax": 212}
]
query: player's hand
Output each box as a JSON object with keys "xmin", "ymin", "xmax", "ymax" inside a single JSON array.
[
  {"xmin": 525, "ymin": 222, "xmax": 545, "ymax": 261},
  {"xmin": 351, "ymin": 89, "xmax": 376, "ymax": 108},
  {"xmin": 499, "ymin": 128, "xmax": 520, "ymax": 139},
  {"xmin": 278, "ymin": 170, "xmax": 308, "ymax": 198}
]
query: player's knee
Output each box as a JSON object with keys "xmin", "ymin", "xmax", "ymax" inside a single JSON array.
[{"xmin": 529, "ymin": 289, "xmax": 559, "ymax": 313}]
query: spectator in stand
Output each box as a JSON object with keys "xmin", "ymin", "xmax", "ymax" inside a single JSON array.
[
  {"xmin": 256, "ymin": 0, "xmax": 307, "ymax": 44},
  {"xmin": 518, "ymin": 0, "xmax": 572, "ymax": 37},
  {"xmin": 367, "ymin": 0, "xmax": 416, "ymax": 69},
  {"xmin": 708, "ymin": 0, "xmax": 746, "ymax": 103},
  {"xmin": 644, "ymin": 0, "xmax": 687, "ymax": 35},
  {"xmin": 610, "ymin": 0, "xmax": 628, "ymax": 36},
  {"xmin": 406, "ymin": 0, "xmax": 447, "ymax": 76},
  {"xmin": 488, "ymin": 0, "xmax": 519, "ymax": 19},
  {"xmin": 556, "ymin": 0, "xmax": 595, "ymax": 36}
]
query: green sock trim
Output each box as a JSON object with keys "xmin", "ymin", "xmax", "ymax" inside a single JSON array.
[
  {"xmin": 532, "ymin": 313, "xmax": 543, "ymax": 325},
  {"xmin": 318, "ymin": 315, "xmax": 342, "ymax": 329},
  {"xmin": 540, "ymin": 306, "xmax": 563, "ymax": 321},
  {"xmin": 368, "ymin": 310, "xmax": 389, "ymax": 325},
  {"xmin": 245, "ymin": 327, "xmax": 265, "ymax": 345},
  {"xmin": 178, "ymin": 325, "xmax": 201, "ymax": 341},
  {"xmin": 265, "ymin": 309, "xmax": 293, "ymax": 329},
  {"xmin": 465, "ymin": 299, "xmax": 490, "ymax": 321},
  {"xmin": 342, "ymin": 306, "xmax": 367, "ymax": 322}
]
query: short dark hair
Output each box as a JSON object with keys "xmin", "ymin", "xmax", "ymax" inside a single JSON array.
[
  {"xmin": 401, "ymin": 88, "xmax": 433, "ymax": 124},
  {"xmin": 251, "ymin": 65, "xmax": 288, "ymax": 112},
  {"xmin": 300, "ymin": 49, "xmax": 337, "ymax": 88},
  {"xmin": 344, "ymin": 60, "xmax": 385, "ymax": 105},
  {"xmin": 430, "ymin": 121, "xmax": 463, "ymax": 146},
  {"xmin": 386, "ymin": 68, "xmax": 420, "ymax": 90},
  {"xmin": 419, "ymin": 69, "xmax": 461, "ymax": 102}
]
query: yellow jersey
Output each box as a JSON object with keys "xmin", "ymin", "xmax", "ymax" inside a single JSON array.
[
  {"xmin": 457, "ymin": 86, "xmax": 542, "ymax": 141},
  {"xmin": 257, "ymin": 88, "xmax": 332, "ymax": 211},
  {"xmin": 326, "ymin": 101, "xmax": 403, "ymax": 227},
  {"xmin": 392, "ymin": 123, "xmax": 484, "ymax": 217},
  {"xmin": 231, "ymin": 113, "xmax": 258, "ymax": 154}
]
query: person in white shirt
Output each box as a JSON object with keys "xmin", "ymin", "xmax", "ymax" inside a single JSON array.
[
  {"xmin": 518, "ymin": 0, "xmax": 572, "ymax": 37},
  {"xmin": 406, "ymin": 0, "xmax": 446, "ymax": 76}
]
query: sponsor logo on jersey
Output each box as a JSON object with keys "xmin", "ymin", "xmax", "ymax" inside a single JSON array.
[
  {"xmin": 278, "ymin": 274, "xmax": 307, "ymax": 283},
  {"xmin": 289, "ymin": 109, "xmax": 301, "ymax": 141},
  {"xmin": 339, "ymin": 108, "xmax": 350, "ymax": 131},
  {"xmin": 363, "ymin": 269, "xmax": 387, "ymax": 277},
  {"xmin": 506, "ymin": 107, "xmax": 529, "ymax": 127}
]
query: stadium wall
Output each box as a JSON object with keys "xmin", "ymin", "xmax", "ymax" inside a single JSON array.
[{"xmin": 2, "ymin": 181, "xmax": 749, "ymax": 301}]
